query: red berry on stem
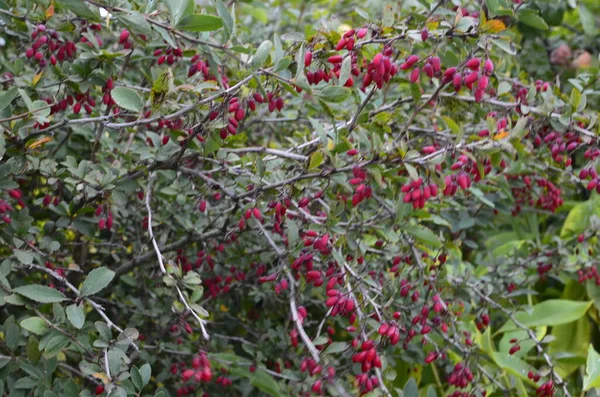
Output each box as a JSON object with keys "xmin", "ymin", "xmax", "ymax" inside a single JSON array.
[{"xmin": 119, "ymin": 29, "xmax": 130, "ymax": 44}]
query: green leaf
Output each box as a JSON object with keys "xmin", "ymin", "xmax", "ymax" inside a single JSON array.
[
  {"xmin": 6, "ymin": 323, "xmax": 20, "ymax": 351},
  {"xmin": 176, "ymin": 14, "xmax": 223, "ymax": 32},
  {"xmin": 66, "ymin": 304, "xmax": 85, "ymax": 329},
  {"xmin": 64, "ymin": 380, "xmax": 79, "ymax": 397},
  {"xmin": 153, "ymin": 25, "xmax": 178, "ymax": 48},
  {"xmin": 403, "ymin": 378, "xmax": 418, "ymax": 397},
  {"xmin": 404, "ymin": 225, "xmax": 442, "ymax": 248},
  {"xmin": 490, "ymin": 38, "xmax": 516, "ymax": 55},
  {"xmin": 338, "ymin": 56, "xmax": 352, "ymax": 86},
  {"xmin": 139, "ymin": 363, "xmax": 151, "ymax": 387},
  {"xmin": 492, "ymin": 351, "xmax": 536, "ymax": 385},
  {"xmin": 44, "ymin": 334, "xmax": 70, "ymax": 357},
  {"xmin": 498, "ymin": 300, "xmax": 592, "ymax": 332},
  {"xmin": 80, "ymin": 267, "xmax": 115, "ymax": 297},
  {"xmin": 426, "ymin": 386, "xmax": 437, "ymax": 397},
  {"xmin": 56, "ymin": 0, "xmax": 99, "ymax": 21},
  {"xmin": 510, "ymin": 117, "xmax": 529, "ymax": 139},
  {"xmin": 485, "ymin": 0, "xmax": 499, "ymax": 17},
  {"xmin": 13, "ymin": 285, "xmax": 67, "ymax": 303},
  {"xmin": 111, "ymin": 87, "xmax": 143, "ymax": 113},
  {"xmin": 325, "ymin": 342, "xmax": 348, "ymax": 354},
  {"xmin": 498, "ymin": 81, "xmax": 512, "ymax": 96},
  {"xmin": 31, "ymin": 100, "xmax": 51, "ymax": 123},
  {"xmin": 579, "ymin": 4, "xmax": 596, "ymax": 36},
  {"xmin": 216, "ymin": 0, "xmax": 234, "ymax": 36},
  {"xmin": 131, "ymin": 366, "xmax": 143, "ymax": 391},
  {"xmin": 14, "ymin": 377, "xmax": 37, "ymax": 389},
  {"xmin": 26, "ymin": 336, "xmax": 41, "ymax": 365},
  {"xmin": 410, "ymin": 82, "xmax": 421, "ymax": 103},
  {"xmin": 205, "ymin": 136, "xmax": 220, "ymax": 155},
  {"xmin": 165, "ymin": 0, "xmax": 194, "ymax": 26},
  {"xmin": 14, "ymin": 250, "xmax": 34, "ymax": 265},
  {"xmin": 316, "ymin": 86, "xmax": 351, "ymax": 103},
  {"xmin": 570, "ymin": 88, "xmax": 582, "ymax": 111},
  {"xmin": 53, "ymin": 302, "xmax": 65, "ymax": 323},
  {"xmin": 250, "ymin": 369, "xmax": 282, "ymax": 397},
  {"xmin": 549, "ymin": 312, "xmax": 589, "ymax": 378},
  {"xmin": 309, "ymin": 151, "xmax": 324, "ymax": 169},
  {"xmin": 561, "ymin": 199, "xmax": 600, "ymax": 238},
  {"xmin": 517, "ymin": 10, "xmax": 548, "ymax": 30},
  {"xmin": 20, "ymin": 317, "xmax": 48, "ymax": 335},
  {"xmin": 0, "ymin": 88, "xmax": 19, "ymax": 112},
  {"xmin": 442, "ymin": 116, "xmax": 460, "ymax": 135},
  {"xmin": 117, "ymin": 12, "xmax": 152, "ymax": 36},
  {"xmin": 584, "ymin": 345, "xmax": 600, "ymax": 390},
  {"xmin": 252, "ymin": 40, "xmax": 273, "ymax": 67}
]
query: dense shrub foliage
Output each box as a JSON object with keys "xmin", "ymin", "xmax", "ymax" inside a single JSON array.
[{"xmin": 2, "ymin": 0, "xmax": 600, "ymax": 396}]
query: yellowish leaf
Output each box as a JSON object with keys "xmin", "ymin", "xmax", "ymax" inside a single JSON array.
[
  {"xmin": 220, "ymin": 304, "xmax": 229, "ymax": 312},
  {"xmin": 482, "ymin": 19, "xmax": 507, "ymax": 34},
  {"xmin": 45, "ymin": 4, "xmax": 54, "ymax": 18},
  {"xmin": 337, "ymin": 24, "xmax": 353, "ymax": 35},
  {"xmin": 493, "ymin": 129, "xmax": 509, "ymax": 140},
  {"xmin": 326, "ymin": 139, "xmax": 334, "ymax": 151},
  {"xmin": 27, "ymin": 137, "xmax": 53, "ymax": 149},
  {"xmin": 32, "ymin": 72, "xmax": 43, "ymax": 86},
  {"xmin": 176, "ymin": 84, "xmax": 195, "ymax": 92},
  {"xmin": 93, "ymin": 372, "xmax": 110, "ymax": 384},
  {"xmin": 426, "ymin": 21, "xmax": 439, "ymax": 31}
]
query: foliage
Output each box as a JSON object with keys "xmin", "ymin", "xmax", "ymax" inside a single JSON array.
[{"xmin": 1, "ymin": 0, "xmax": 600, "ymax": 396}]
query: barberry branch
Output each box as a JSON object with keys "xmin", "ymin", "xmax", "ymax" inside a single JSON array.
[{"xmin": 145, "ymin": 173, "xmax": 210, "ymax": 340}]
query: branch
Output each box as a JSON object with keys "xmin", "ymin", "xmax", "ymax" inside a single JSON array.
[
  {"xmin": 222, "ymin": 147, "xmax": 309, "ymax": 162},
  {"xmin": 145, "ymin": 173, "xmax": 210, "ymax": 340}
]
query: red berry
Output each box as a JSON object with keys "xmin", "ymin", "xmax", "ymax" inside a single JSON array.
[
  {"xmin": 410, "ymin": 68, "xmax": 420, "ymax": 83},
  {"xmin": 466, "ymin": 58, "xmax": 481, "ymax": 70},
  {"xmin": 119, "ymin": 29, "xmax": 130, "ymax": 44},
  {"xmin": 484, "ymin": 59, "xmax": 494, "ymax": 75}
]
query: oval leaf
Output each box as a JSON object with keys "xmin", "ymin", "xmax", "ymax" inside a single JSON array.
[
  {"xmin": 250, "ymin": 369, "xmax": 282, "ymax": 397},
  {"xmin": 111, "ymin": 87, "xmax": 143, "ymax": 112},
  {"xmin": 252, "ymin": 40, "xmax": 273, "ymax": 67},
  {"xmin": 80, "ymin": 267, "xmax": 115, "ymax": 297},
  {"xmin": 316, "ymin": 86, "xmax": 351, "ymax": 103},
  {"xmin": 66, "ymin": 303, "xmax": 86, "ymax": 329},
  {"xmin": 584, "ymin": 345, "xmax": 600, "ymax": 390},
  {"xmin": 176, "ymin": 14, "xmax": 223, "ymax": 32},
  {"xmin": 498, "ymin": 300, "xmax": 592, "ymax": 332},
  {"xmin": 164, "ymin": 0, "xmax": 194, "ymax": 26},
  {"xmin": 0, "ymin": 88, "xmax": 19, "ymax": 112},
  {"xmin": 517, "ymin": 10, "xmax": 549, "ymax": 30},
  {"xmin": 13, "ymin": 285, "xmax": 67, "ymax": 303},
  {"xmin": 20, "ymin": 317, "xmax": 48, "ymax": 335}
]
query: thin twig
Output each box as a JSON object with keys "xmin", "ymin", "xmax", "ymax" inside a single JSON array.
[{"xmin": 145, "ymin": 173, "xmax": 210, "ymax": 340}]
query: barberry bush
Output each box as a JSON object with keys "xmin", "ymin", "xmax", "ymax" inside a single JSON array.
[{"xmin": 1, "ymin": 0, "xmax": 600, "ymax": 396}]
